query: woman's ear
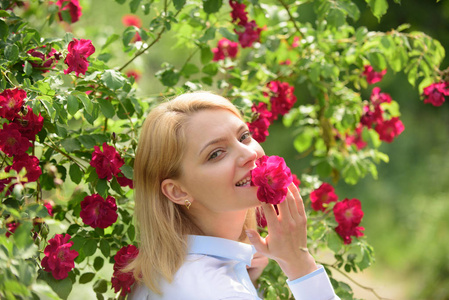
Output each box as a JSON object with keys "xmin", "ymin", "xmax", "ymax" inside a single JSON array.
[{"xmin": 161, "ymin": 179, "xmax": 190, "ymax": 206}]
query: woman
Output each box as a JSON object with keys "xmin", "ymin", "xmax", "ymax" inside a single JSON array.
[{"xmin": 128, "ymin": 91, "xmax": 339, "ymax": 299}]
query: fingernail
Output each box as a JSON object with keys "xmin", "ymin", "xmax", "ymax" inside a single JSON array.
[{"xmin": 245, "ymin": 230, "xmax": 253, "ymax": 238}]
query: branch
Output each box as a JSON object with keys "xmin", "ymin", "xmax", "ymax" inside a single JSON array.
[
  {"xmin": 277, "ymin": 0, "xmax": 302, "ymax": 38},
  {"xmin": 320, "ymin": 262, "xmax": 392, "ymax": 300}
]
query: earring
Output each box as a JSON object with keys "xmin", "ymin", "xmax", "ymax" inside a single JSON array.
[{"xmin": 184, "ymin": 199, "xmax": 192, "ymax": 210}]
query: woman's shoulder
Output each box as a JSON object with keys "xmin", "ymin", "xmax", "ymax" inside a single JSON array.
[{"xmin": 130, "ymin": 254, "xmax": 259, "ymax": 300}]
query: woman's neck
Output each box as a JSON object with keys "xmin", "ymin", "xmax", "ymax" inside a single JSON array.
[{"xmin": 190, "ymin": 209, "xmax": 248, "ymax": 241}]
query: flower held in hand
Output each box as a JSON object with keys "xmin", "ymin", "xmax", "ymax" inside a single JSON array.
[{"xmin": 251, "ymin": 155, "xmax": 293, "ymax": 205}]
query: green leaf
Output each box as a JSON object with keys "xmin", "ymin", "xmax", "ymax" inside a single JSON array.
[
  {"xmin": 96, "ymin": 178, "xmax": 109, "ymax": 197},
  {"xmin": 327, "ymin": 230, "xmax": 343, "ymax": 253},
  {"xmin": 365, "ymin": 0, "xmax": 388, "ymax": 21},
  {"xmin": 99, "ymin": 239, "xmax": 110, "ymax": 257},
  {"xmin": 200, "ymin": 45, "xmax": 213, "ymax": 64},
  {"xmin": 67, "ymin": 95, "xmax": 79, "ymax": 116},
  {"xmin": 38, "ymin": 270, "xmax": 73, "ymax": 300},
  {"xmin": 69, "ymin": 164, "xmax": 83, "ymax": 184},
  {"xmin": 181, "ymin": 63, "xmax": 200, "ymax": 78},
  {"xmin": 12, "ymin": 221, "xmax": 34, "ymax": 249},
  {"xmin": 78, "ymin": 135, "xmax": 97, "ymax": 149},
  {"xmin": 120, "ymin": 164, "xmax": 134, "ymax": 179},
  {"xmin": 84, "ymin": 239, "xmax": 98, "ymax": 257},
  {"xmin": 293, "ymin": 128, "xmax": 314, "ymax": 153},
  {"xmin": 127, "ymin": 224, "xmax": 136, "ymax": 241},
  {"xmin": 101, "ymin": 70, "xmax": 125, "ymax": 90},
  {"xmin": 97, "ymin": 98, "xmax": 115, "ymax": 118},
  {"xmin": 0, "ymin": 19, "xmax": 8, "ymax": 41},
  {"xmin": 129, "ymin": 0, "xmax": 142, "ymax": 13},
  {"xmin": 76, "ymin": 93, "xmax": 94, "ymax": 114},
  {"xmin": 198, "ymin": 27, "xmax": 216, "ymax": 43},
  {"xmin": 202, "ymin": 63, "xmax": 218, "ymax": 76},
  {"xmin": 93, "ymin": 279, "xmax": 108, "ymax": 294},
  {"xmin": 101, "ymin": 34, "xmax": 120, "ymax": 50},
  {"xmin": 218, "ymin": 27, "xmax": 238, "ymax": 42},
  {"xmin": 173, "ymin": 0, "xmax": 186, "ymax": 10},
  {"xmin": 61, "ymin": 138, "xmax": 82, "ymax": 153},
  {"xmin": 5, "ymin": 44, "xmax": 19, "ymax": 61},
  {"xmin": 156, "ymin": 67, "xmax": 180, "ymax": 87},
  {"xmin": 203, "ymin": 0, "xmax": 222, "ymax": 14},
  {"xmin": 79, "ymin": 272, "xmax": 95, "ymax": 284},
  {"xmin": 93, "ymin": 257, "xmax": 104, "ymax": 271}
]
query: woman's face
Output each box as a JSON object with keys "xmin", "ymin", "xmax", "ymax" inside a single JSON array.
[{"xmin": 177, "ymin": 108, "xmax": 265, "ymax": 212}]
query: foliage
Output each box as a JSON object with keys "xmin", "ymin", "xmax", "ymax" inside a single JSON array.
[{"xmin": 0, "ymin": 0, "xmax": 447, "ymax": 299}]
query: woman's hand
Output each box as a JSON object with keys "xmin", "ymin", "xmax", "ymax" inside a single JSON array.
[
  {"xmin": 245, "ymin": 183, "xmax": 318, "ymax": 280},
  {"xmin": 246, "ymin": 252, "xmax": 269, "ymax": 287}
]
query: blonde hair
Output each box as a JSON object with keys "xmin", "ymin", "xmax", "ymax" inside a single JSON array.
[{"xmin": 127, "ymin": 91, "xmax": 257, "ymax": 294}]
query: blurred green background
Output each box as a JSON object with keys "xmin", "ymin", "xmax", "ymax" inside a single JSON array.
[{"xmin": 30, "ymin": 0, "xmax": 449, "ymax": 299}]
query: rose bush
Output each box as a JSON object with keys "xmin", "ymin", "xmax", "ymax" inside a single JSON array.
[{"xmin": 1, "ymin": 0, "xmax": 448, "ymax": 299}]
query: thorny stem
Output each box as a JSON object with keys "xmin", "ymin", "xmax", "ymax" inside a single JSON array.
[{"xmin": 319, "ymin": 262, "xmax": 392, "ymax": 300}]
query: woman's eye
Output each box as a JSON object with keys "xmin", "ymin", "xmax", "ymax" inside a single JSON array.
[
  {"xmin": 208, "ymin": 150, "xmax": 223, "ymax": 161},
  {"xmin": 239, "ymin": 131, "xmax": 251, "ymax": 142}
]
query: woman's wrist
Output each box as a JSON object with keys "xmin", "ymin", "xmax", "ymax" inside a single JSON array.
[{"xmin": 276, "ymin": 253, "xmax": 318, "ymax": 281}]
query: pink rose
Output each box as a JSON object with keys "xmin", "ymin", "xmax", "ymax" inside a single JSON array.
[
  {"xmin": 370, "ymin": 87, "xmax": 392, "ymax": 106},
  {"xmin": 310, "ymin": 182, "xmax": 338, "ymax": 212},
  {"xmin": 56, "ymin": 0, "xmax": 82, "ymax": 23},
  {"xmin": 362, "ymin": 65, "xmax": 386, "ymax": 84},
  {"xmin": 374, "ymin": 117, "xmax": 404, "ymax": 143},
  {"xmin": 27, "ymin": 46, "xmax": 59, "ymax": 73},
  {"xmin": 265, "ymin": 81, "xmax": 297, "ymax": 119},
  {"xmin": 423, "ymin": 82, "xmax": 449, "ymax": 107},
  {"xmin": 345, "ymin": 124, "xmax": 367, "ymax": 150},
  {"xmin": 0, "ymin": 88, "xmax": 26, "ymax": 121},
  {"xmin": 41, "ymin": 234, "xmax": 79, "ymax": 280},
  {"xmin": 0, "ymin": 123, "xmax": 32, "ymax": 157},
  {"xmin": 333, "ymin": 198, "xmax": 365, "ymax": 244},
  {"xmin": 235, "ymin": 20, "xmax": 262, "ymax": 48},
  {"xmin": 212, "ymin": 38, "xmax": 239, "ymax": 61},
  {"xmin": 80, "ymin": 194, "xmax": 118, "ymax": 228},
  {"xmin": 5, "ymin": 221, "xmax": 19, "ymax": 238},
  {"xmin": 251, "ymin": 155, "xmax": 293, "ymax": 205},
  {"xmin": 64, "ymin": 38, "xmax": 95, "ymax": 76}
]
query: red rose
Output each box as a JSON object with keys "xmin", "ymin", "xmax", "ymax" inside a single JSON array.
[
  {"xmin": 333, "ymin": 198, "xmax": 365, "ymax": 244},
  {"xmin": 64, "ymin": 38, "xmax": 95, "ymax": 76},
  {"xmin": 56, "ymin": 0, "xmax": 82, "ymax": 23},
  {"xmin": 80, "ymin": 194, "xmax": 118, "ymax": 229},
  {"xmin": 115, "ymin": 172, "xmax": 133, "ymax": 189},
  {"xmin": 41, "ymin": 234, "xmax": 79, "ymax": 280},
  {"xmin": 310, "ymin": 182, "xmax": 338, "ymax": 212},
  {"xmin": 235, "ymin": 20, "xmax": 262, "ymax": 48},
  {"xmin": 229, "ymin": 0, "xmax": 248, "ymax": 26},
  {"xmin": 6, "ymin": 153, "xmax": 42, "ymax": 183},
  {"xmin": 375, "ymin": 117, "xmax": 404, "ymax": 143},
  {"xmin": 423, "ymin": 82, "xmax": 449, "ymax": 107},
  {"xmin": 362, "ymin": 65, "xmax": 386, "ymax": 84},
  {"xmin": 360, "ymin": 104, "xmax": 383, "ymax": 128},
  {"xmin": 122, "ymin": 14, "xmax": 142, "ymax": 27},
  {"xmin": 251, "ymin": 155, "xmax": 293, "ymax": 205},
  {"xmin": 0, "ymin": 88, "xmax": 26, "ymax": 121},
  {"xmin": 5, "ymin": 221, "xmax": 19, "ymax": 238},
  {"xmin": 111, "ymin": 245, "xmax": 139, "ymax": 297},
  {"xmin": 0, "ymin": 123, "xmax": 32, "ymax": 157},
  {"xmin": 266, "ymin": 81, "xmax": 297, "ymax": 119},
  {"xmin": 90, "ymin": 142, "xmax": 124, "ymax": 180},
  {"xmin": 291, "ymin": 173, "xmax": 301, "ymax": 188},
  {"xmin": 212, "ymin": 38, "xmax": 239, "ymax": 61},
  {"xmin": 247, "ymin": 117, "xmax": 270, "ymax": 143},
  {"xmin": 13, "ymin": 106, "xmax": 44, "ymax": 141},
  {"xmin": 44, "ymin": 200, "xmax": 55, "ymax": 217},
  {"xmin": 27, "ymin": 47, "xmax": 59, "ymax": 73}
]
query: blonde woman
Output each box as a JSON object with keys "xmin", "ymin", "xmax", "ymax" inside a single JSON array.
[{"xmin": 128, "ymin": 92, "xmax": 339, "ymax": 299}]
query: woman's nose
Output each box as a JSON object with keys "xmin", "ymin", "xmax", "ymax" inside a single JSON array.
[{"xmin": 237, "ymin": 144, "xmax": 258, "ymax": 167}]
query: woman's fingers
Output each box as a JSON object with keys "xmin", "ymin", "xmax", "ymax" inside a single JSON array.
[{"xmin": 245, "ymin": 229, "xmax": 269, "ymax": 255}]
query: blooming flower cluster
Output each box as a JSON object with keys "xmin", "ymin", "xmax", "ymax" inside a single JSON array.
[
  {"xmin": 248, "ymin": 81, "xmax": 297, "ymax": 143},
  {"xmin": 64, "ymin": 38, "xmax": 95, "ymax": 76},
  {"xmin": 111, "ymin": 245, "xmax": 139, "ymax": 297},
  {"xmin": 346, "ymin": 68, "xmax": 404, "ymax": 148},
  {"xmin": 0, "ymin": 89, "xmax": 43, "ymax": 192},
  {"xmin": 251, "ymin": 155, "xmax": 293, "ymax": 205},
  {"xmin": 310, "ymin": 183, "xmax": 364, "ymax": 244},
  {"xmin": 80, "ymin": 194, "xmax": 118, "ymax": 228},
  {"xmin": 229, "ymin": 0, "xmax": 262, "ymax": 48},
  {"xmin": 41, "ymin": 234, "xmax": 79, "ymax": 280},
  {"xmin": 422, "ymin": 81, "xmax": 449, "ymax": 106}
]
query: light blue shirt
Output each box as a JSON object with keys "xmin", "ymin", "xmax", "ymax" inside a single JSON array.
[{"xmin": 130, "ymin": 235, "xmax": 339, "ymax": 299}]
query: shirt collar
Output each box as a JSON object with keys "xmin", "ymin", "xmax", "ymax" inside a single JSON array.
[{"xmin": 188, "ymin": 235, "xmax": 256, "ymax": 266}]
